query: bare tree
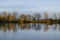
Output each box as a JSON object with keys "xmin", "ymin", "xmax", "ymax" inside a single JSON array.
[{"xmin": 34, "ymin": 13, "xmax": 41, "ymax": 20}]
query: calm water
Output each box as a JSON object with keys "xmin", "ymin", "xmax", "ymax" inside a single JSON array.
[{"xmin": 0, "ymin": 23, "xmax": 60, "ymax": 40}]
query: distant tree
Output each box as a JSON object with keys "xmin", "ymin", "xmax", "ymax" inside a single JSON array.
[
  {"xmin": 34, "ymin": 13, "xmax": 41, "ymax": 20},
  {"xmin": 13, "ymin": 11, "xmax": 17, "ymax": 20},
  {"xmin": 44, "ymin": 12, "xmax": 48, "ymax": 19},
  {"xmin": 53, "ymin": 13, "xmax": 57, "ymax": 20},
  {"xmin": 58, "ymin": 13, "xmax": 60, "ymax": 19}
]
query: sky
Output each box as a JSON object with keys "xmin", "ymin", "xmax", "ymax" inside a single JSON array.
[{"xmin": 0, "ymin": 0, "xmax": 60, "ymax": 12}]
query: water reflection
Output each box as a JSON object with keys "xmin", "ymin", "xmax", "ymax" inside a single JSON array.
[
  {"xmin": 0, "ymin": 23, "xmax": 60, "ymax": 32},
  {"xmin": 44, "ymin": 24, "xmax": 49, "ymax": 32}
]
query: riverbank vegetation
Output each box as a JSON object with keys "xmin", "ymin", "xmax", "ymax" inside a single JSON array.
[{"xmin": 0, "ymin": 11, "xmax": 60, "ymax": 24}]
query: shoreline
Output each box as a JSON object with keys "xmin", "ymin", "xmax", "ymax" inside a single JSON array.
[{"xmin": 0, "ymin": 19, "xmax": 60, "ymax": 25}]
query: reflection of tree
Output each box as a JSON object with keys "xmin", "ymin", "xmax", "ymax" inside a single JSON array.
[
  {"xmin": 33, "ymin": 24, "xmax": 41, "ymax": 30},
  {"xmin": 44, "ymin": 24, "xmax": 49, "ymax": 32},
  {"xmin": 58, "ymin": 24, "xmax": 60, "ymax": 31},
  {"xmin": 18, "ymin": 23, "xmax": 30, "ymax": 30},
  {"xmin": 0, "ymin": 23, "xmax": 17, "ymax": 32},
  {"xmin": 12, "ymin": 24, "xmax": 17, "ymax": 32},
  {"xmin": 0, "ymin": 23, "xmax": 60, "ymax": 32},
  {"xmin": 7, "ymin": 23, "xmax": 17, "ymax": 32},
  {"xmin": 2, "ymin": 24, "xmax": 7, "ymax": 32},
  {"xmin": 7, "ymin": 23, "xmax": 13, "ymax": 31},
  {"xmin": 18, "ymin": 23, "xmax": 41, "ymax": 31},
  {"xmin": 0, "ymin": 24, "xmax": 8, "ymax": 32},
  {"xmin": 53, "ymin": 24, "xmax": 57, "ymax": 30},
  {"xmin": 0, "ymin": 24, "xmax": 42, "ymax": 31}
]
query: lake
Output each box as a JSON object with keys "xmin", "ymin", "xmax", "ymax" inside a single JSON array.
[{"xmin": 0, "ymin": 23, "xmax": 60, "ymax": 40}]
